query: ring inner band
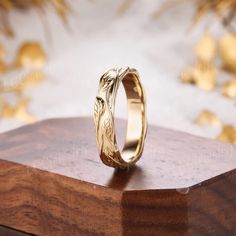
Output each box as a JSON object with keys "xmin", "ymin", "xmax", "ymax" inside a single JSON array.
[{"xmin": 120, "ymin": 72, "xmax": 145, "ymax": 163}]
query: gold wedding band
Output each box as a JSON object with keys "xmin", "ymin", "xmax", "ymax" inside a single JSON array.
[{"xmin": 94, "ymin": 67, "xmax": 147, "ymax": 169}]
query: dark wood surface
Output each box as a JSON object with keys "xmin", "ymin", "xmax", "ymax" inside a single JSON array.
[
  {"xmin": 0, "ymin": 226, "xmax": 32, "ymax": 236},
  {"xmin": 0, "ymin": 117, "xmax": 236, "ymax": 236}
]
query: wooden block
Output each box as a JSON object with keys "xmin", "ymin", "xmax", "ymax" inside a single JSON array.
[{"xmin": 0, "ymin": 117, "xmax": 236, "ymax": 236}]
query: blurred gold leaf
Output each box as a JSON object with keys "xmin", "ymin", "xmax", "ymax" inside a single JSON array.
[
  {"xmin": 195, "ymin": 110, "xmax": 222, "ymax": 127},
  {"xmin": 219, "ymin": 34, "xmax": 236, "ymax": 74},
  {"xmin": 0, "ymin": 1, "xmax": 68, "ymax": 125},
  {"xmin": 15, "ymin": 42, "xmax": 46, "ymax": 69},
  {"xmin": 222, "ymin": 78, "xmax": 236, "ymax": 98},
  {"xmin": 0, "ymin": 44, "xmax": 6, "ymax": 60},
  {"xmin": 152, "ymin": 0, "xmax": 187, "ymax": 19},
  {"xmin": 0, "ymin": 98, "xmax": 36, "ymax": 123},
  {"xmin": 194, "ymin": 32, "xmax": 216, "ymax": 62},
  {"xmin": 0, "ymin": 0, "xmax": 70, "ymax": 37},
  {"xmin": 190, "ymin": 3, "xmax": 208, "ymax": 29},
  {"xmin": 194, "ymin": 62, "xmax": 217, "ymax": 91},
  {"xmin": 180, "ymin": 67, "xmax": 196, "ymax": 84},
  {"xmin": 192, "ymin": 0, "xmax": 236, "ymax": 29},
  {"xmin": 0, "ymin": 61, "xmax": 7, "ymax": 74},
  {"xmin": 117, "ymin": 0, "xmax": 134, "ymax": 16},
  {"xmin": 180, "ymin": 32, "xmax": 217, "ymax": 91},
  {"xmin": 19, "ymin": 70, "xmax": 46, "ymax": 89},
  {"xmin": 218, "ymin": 125, "xmax": 236, "ymax": 144},
  {"xmin": 154, "ymin": 0, "xmax": 236, "ymax": 31},
  {"xmin": 0, "ymin": 70, "xmax": 46, "ymax": 94},
  {"xmin": 0, "ymin": 0, "xmax": 13, "ymax": 10},
  {"xmin": 1, "ymin": 27, "xmax": 15, "ymax": 37},
  {"xmin": 0, "ymin": 44, "xmax": 7, "ymax": 74},
  {"xmin": 11, "ymin": 0, "xmax": 43, "ymax": 9},
  {"xmin": 180, "ymin": 62, "xmax": 217, "ymax": 91},
  {"xmin": 53, "ymin": 0, "xmax": 68, "ymax": 19}
]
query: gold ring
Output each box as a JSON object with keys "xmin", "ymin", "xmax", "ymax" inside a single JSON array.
[{"xmin": 94, "ymin": 67, "xmax": 147, "ymax": 169}]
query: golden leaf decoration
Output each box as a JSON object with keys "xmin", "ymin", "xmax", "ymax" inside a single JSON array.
[
  {"xmin": 218, "ymin": 125, "xmax": 236, "ymax": 145},
  {"xmin": 0, "ymin": 41, "xmax": 46, "ymax": 124},
  {"xmin": 0, "ymin": 0, "xmax": 70, "ymax": 36},
  {"xmin": 180, "ymin": 62, "xmax": 217, "ymax": 91},
  {"xmin": 0, "ymin": 44, "xmax": 6, "ymax": 60},
  {"xmin": 191, "ymin": 0, "xmax": 236, "ymax": 29},
  {"xmin": 194, "ymin": 32, "xmax": 216, "ymax": 62},
  {"xmin": 190, "ymin": 3, "xmax": 209, "ymax": 29},
  {"xmin": 0, "ymin": 0, "xmax": 13, "ymax": 10},
  {"xmin": 195, "ymin": 110, "xmax": 222, "ymax": 127},
  {"xmin": 15, "ymin": 42, "xmax": 46, "ymax": 69},
  {"xmin": 180, "ymin": 32, "xmax": 217, "ymax": 91},
  {"xmin": 117, "ymin": 0, "xmax": 134, "ymax": 15},
  {"xmin": 19, "ymin": 70, "xmax": 46, "ymax": 89},
  {"xmin": 194, "ymin": 62, "xmax": 217, "ymax": 91},
  {"xmin": 0, "ymin": 70, "xmax": 46, "ymax": 93},
  {"xmin": 0, "ymin": 44, "xmax": 7, "ymax": 74},
  {"xmin": 180, "ymin": 67, "xmax": 195, "ymax": 84},
  {"xmin": 219, "ymin": 34, "xmax": 236, "ymax": 74},
  {"xmin": 222, "ymin": 78, "xmax": 236, "ymax": 98},
  {"xmin": 52, "ymin": 0, "xmax": 68, "ymax": 19},
  {"xmin": 0, "ymin": 61, "xmax": 7, "ymax": 75},
  {"xmin": 0, "ymin": 98, "xmax": 36, "ymax": 123}
]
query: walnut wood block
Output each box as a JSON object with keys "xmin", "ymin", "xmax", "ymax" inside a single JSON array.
[{"xmin": 0, "ymin": 117, "xmax": 236, "ymax": 236}]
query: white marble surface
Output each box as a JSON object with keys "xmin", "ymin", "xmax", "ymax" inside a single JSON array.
[{"xmin": 1, "ymin": 0, "xmax": 236, "ymax": 139}]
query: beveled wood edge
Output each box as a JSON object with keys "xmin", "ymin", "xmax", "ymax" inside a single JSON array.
[
  {"xmin": 0, "ymin": 159, "xmax": 120, "ymax": 195},
  {"xmin": 1, "ymin": 159, "xmax": 235, "ymax": 192}
]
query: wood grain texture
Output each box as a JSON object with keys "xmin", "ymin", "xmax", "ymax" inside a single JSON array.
[{"xmin": 0, "ymin": 117, "xmax": 236, "ymax": 236}]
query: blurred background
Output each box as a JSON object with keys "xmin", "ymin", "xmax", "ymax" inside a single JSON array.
[{"xmin": 0, "ymin": 0, "xmax": 236, "ymax": 144}]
